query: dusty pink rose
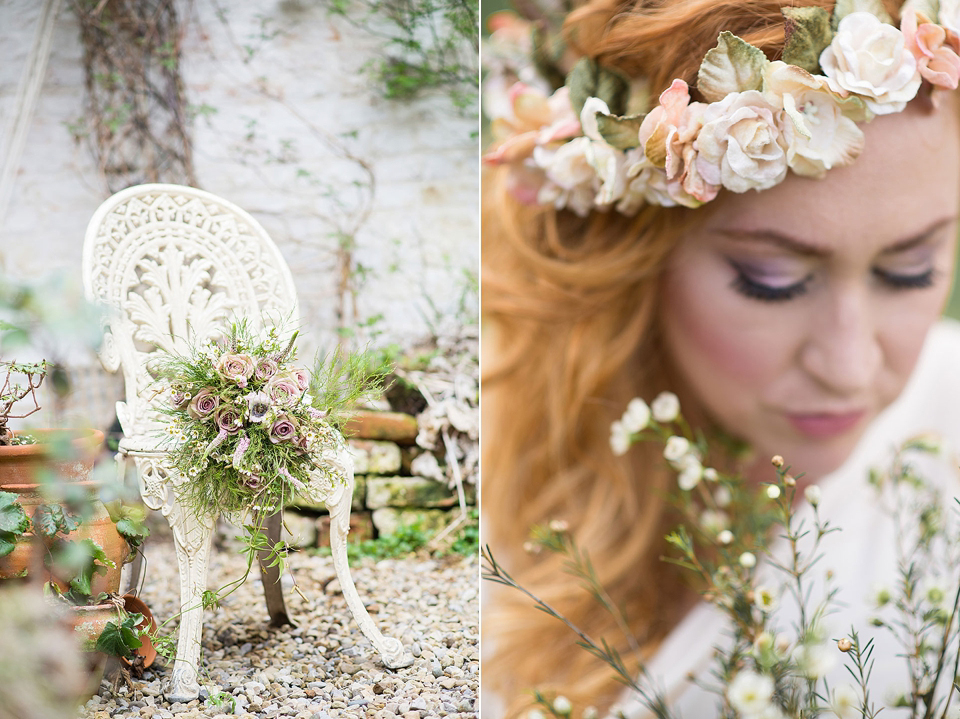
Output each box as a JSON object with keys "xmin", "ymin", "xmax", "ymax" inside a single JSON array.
[
  {"xmin": 214, "ymin": 404, "xmax": 243, "ymax": 435},
  {"xmin": 266, "ymin": 375, "xmax": 300, "ymax": 405},
  {"xmin": 269, "ymin": 415, "xmax": 298, "ymax": 444},
  {"xmin": 901, "ymin": 8, "xmax": 960, "ymax": 90},
  {"xmin": 215, "ymin": 353, "xmax": 255, "ymax": 387},
  {"xmin": 255, "ymin": 358, "xmax": 279, "ymax": 381},
  {"xmin": 637, "ymin": 81, "xmax": 718, "ymax": 205},
  {"xmin": 289, "ymin": 368, "xmax": 310, "ymax": 392},
  {"xmin": 187, "ymin": 388, "xmax": 219, "ymax": 419}
]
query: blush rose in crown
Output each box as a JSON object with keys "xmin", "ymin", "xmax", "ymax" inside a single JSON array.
[{"xmin": 153, "ymin": 321, "xmax": 380, "ymax": 518}]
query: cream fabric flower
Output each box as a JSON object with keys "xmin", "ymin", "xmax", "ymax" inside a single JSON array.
[
  {"xmin": 695, "ymin": 91, "xmax": 788, "ymax": 193},
  {"xmin": 764, "ymin": 61, "xmax": 865, "ymax": 178},
  {"xmin": 534, "ymin": 139, "xmax": 598, "ymax": 217},
  {"xmin": 820, "ymin": 12, "xmax": 922, "ymax": 115}
]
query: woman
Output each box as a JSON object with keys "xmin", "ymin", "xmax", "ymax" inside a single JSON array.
[{"xmin": 482, "ymin": 0, "xmax": 960, "ymax": 716}]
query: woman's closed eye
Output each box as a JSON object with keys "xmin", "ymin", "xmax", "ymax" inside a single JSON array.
[
  {"xmin": 728, "ymin": 260, "xmax": 812, "ymax": 303},
  {"xmin": 872, "ymin": 266, "xmax": 937, "ymax": 290}
]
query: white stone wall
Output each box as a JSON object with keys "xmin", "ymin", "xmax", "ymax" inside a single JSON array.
[{"xmin": 0, "ymin": 0, "xmax": 478, "ymax": 353}]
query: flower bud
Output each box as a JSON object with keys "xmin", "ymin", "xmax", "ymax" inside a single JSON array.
[
  {"xmin": 771, "ymin": 455, "xmax": 784, "ymax": 468},
  {"xmin": 739, "ymin": 551, "xmax": 757, "ymax": 568},
  {"xmin": 837, "ymin": 638, "xmax": 853, "ymax": 652}
]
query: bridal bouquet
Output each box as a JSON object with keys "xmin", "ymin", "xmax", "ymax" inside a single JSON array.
[
  {"xmin": 484, "ymin": 393, "xmax": 960, "ymax": 719},
  {"xmin": 156, "ymin": 321, "xmax": 373, "ymax": 519}
]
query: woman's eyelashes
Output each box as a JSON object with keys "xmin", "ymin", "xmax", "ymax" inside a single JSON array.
[
  {"xmin": 872, "ymin": 267, "xmax": 936, "ymax": 289},
  {"xmin": 728, "ymin": 261, "xmax": 938, "ymax": 303},
  {"xmin": 728, "ymin": 261, "xmax": 811, "ymax": 302}
]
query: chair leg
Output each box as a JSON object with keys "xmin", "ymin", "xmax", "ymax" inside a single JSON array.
[
  {"xmin": 327, "ymin": 477, "xmax": 413, "ymax": 669},
  {"xmin": 163, "ymin": 499, "xmax": 216, "ymax": 703},
  {"xmin": 259, "ymin": 510, "xmax": 292, "ymax": 627}
]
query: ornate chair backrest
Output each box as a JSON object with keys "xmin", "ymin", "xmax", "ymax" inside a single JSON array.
[{"xmin": 82, "ymin": 184, "xmax": 299, "ymax": 439}]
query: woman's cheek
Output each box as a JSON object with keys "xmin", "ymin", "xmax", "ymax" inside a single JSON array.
[{"xmin": 664, "ymin": 270, "xmax": 791, "ymax": 391}]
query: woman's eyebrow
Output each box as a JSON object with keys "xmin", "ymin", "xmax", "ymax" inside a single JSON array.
[
  {"xmin": 714, "ymin": 216, "xmax": 958, "ymax": 257},
  {"xmin": 713, "ymin": 229, "xmax": 830, "ymax": 257}
]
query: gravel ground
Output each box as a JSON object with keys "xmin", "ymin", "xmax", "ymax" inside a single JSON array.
[{"xmin": 76, "ymin": 532, "xmax": 479, "ymax": 719}]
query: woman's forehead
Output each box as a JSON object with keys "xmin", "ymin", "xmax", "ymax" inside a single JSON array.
[{"xmin": 695, "ymin": 98, "xmax": 960, "ymax": 250}]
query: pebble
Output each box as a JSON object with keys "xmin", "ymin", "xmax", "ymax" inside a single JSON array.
[{"xmin": 75, "ymin": 540, "xmax": 478, "ymax": 719}]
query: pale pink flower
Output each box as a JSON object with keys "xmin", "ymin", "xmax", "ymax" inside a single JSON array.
[
  {"xmin": 820, "ymin": 12, "xmax": 922, "ymax": 115},
  {"xmin": 638, "ymin": 81, "xmax": 718, "ymax": 204},
  {"xmin": 483, "ymin": 84, "xmax": 581, "ymax": 166},
  {"xmin": 901, "ymin": 8, "xmax": 960, "ymax": 90},
  {"xmin": 187, "ymin": 388, "xmax": 219, "ymax": 420}
]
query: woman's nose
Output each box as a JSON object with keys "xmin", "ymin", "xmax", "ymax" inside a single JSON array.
[{"xmin": 798, "ymin": 285, "xmax": 882, "ymax": 396}]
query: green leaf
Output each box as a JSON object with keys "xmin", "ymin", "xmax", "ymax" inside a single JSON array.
[
  {"xmin": 0, "ymin": 499, "xmax": 28, "ymax": 534},
  {"xmin": 781, "ymin": 7, "xmax": 834, "ymax": 73},
  {"xmin": 697, "ymin": 32, "xmax": 769, "ymax": 103},
  {"xmin": 595, "ymin": 113, "xmax": 645, "ymax": 150},
  {"xmin": 0, "ymin": 491, "xmax": 18, "ymax": 510},
  {"xmin": 116, "ymin": 518, "xmax": 149, "ymax": 541},
  {"xmin": 0, "ymin": 531, "xmax": 16, "ymax": 558},
  {"xmin": 32, "ymin": 503, "xmax": 66, "ymax": 537},
  {"xmin": 832, "ymin": 0, "xmax": 893, "ymax": 28},
  {"xmin": 565, "ymin": 57, "xmax": 630, "ymax": 119},
  {"xmin": 95, "ymin": 616, "xmax": 142, "ymax": 657}
]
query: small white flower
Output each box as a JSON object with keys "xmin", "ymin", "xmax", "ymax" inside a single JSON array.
[
  {"xmin": 794, "ymin": 642, "xmax": 837, "ymax": 679},
  {"xmin": 804, "ymin": 484, "xmax": 822, "ymax": 506},
  {"xmin": 739, "ymin": 551, "xmax": 757, "ymax": 568},
  {"xmin": 714, "ymin": 486, "xmax": 733, "ymax": 507},
  {"xmin": 766, "ymin": 485, "xmax": 781, "ymax": 499},
  {"xmin": 621, "ymin": 398, "xmax": 651, "ymax": 433},
  {"xmin": 526, "ymin": 710, "xmax": 546, "ymax": 719},
  {"xmin": 552, "ymin": 696, "xmax": 572, "ymax": 714},
  {"xmin": 829, "ymin": 684, "xmax": 860, "ymax": 719},
  {"xmin": 582, "ymin": 708, "xmax": 598, "ymax": 719},
  {"xmin": 651, "ymin": 391, "xmax": 681, "ymax": 423},
  {"xmin": 549, "ymin": 519, "xmax": 569, "ymax": 533},
  {"xmin": 663, "ymin": 435, "xmax": 691, "ymax": 462},
  {"xmin": 610, "ymin": 420, "xmax": 631, "ymax": 456},
  {"xmin": 717, "ymin": 529, "xmax": 734, "ymax": 545},
  {"xmin": 703, "ymin": 467, "xmax": 719, "ymax": 482},
  {"xmin": 678, "ymin": 462, "xmax": 702, "ymax": 491},
  {"xmin": 727, "ymin": 670, "xmax": 775, "ymax": 716},
  {"xmin": 754, "ymin": 585, "xmax": 778, "ymax": 613},
  {"xmin": 700, "ymin": 509, "xmax": 730, "ymax": 535}
]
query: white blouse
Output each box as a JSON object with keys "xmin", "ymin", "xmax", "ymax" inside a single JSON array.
[{"xmin": 615, "ymin": 319, "xmax": 960, "ymax": 719}]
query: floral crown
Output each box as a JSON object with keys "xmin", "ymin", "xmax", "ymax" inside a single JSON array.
[{"xmin": 482, "ymin": 0, "xmax": 960, "ymax": 216}]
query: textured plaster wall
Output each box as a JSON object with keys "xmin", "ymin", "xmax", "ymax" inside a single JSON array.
[{"xmin": 0, "ymin": 0, "xmax": 478, "ymax": 357}]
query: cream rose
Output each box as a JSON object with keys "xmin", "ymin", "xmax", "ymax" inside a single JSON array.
[
  {"xmin": 534, "ymin": 138, "xmax": 599, "ymax": 217},
  {"xmin": 580, "ymin": 97, "xmax": 628, "ymax": 208},
  {"xmin": 763, "ymin": 61, "xmax": 865, "ymax": 178},
  {"xmin": 819, "ymin": 12, "xmax": 922, "ymax": 115},
  {"xmin": 694, "ymin": 91, "xmax": 788, "ymax": 194}
]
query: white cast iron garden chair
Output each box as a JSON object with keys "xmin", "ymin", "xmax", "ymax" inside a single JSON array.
[{"xmin": 81, "ymin": 183, "xmax": 413, "ymax": 702}]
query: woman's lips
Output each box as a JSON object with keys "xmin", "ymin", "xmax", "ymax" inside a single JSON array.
[{"xmin": 786, "ymin": 410, "xmax": 867, "ymax": 439}]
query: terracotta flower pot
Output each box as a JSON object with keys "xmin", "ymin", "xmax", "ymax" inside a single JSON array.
[
  {"xmin": 0, "ymin": 429, "xmax": 127, "ymax": 595},
  {"xmin": 70, "ymin": 594, "xmax": 158, "ymax": 667},
  {"xmin": 119, "ymin": 594, "xmax": 158, "ymax": 669}
]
